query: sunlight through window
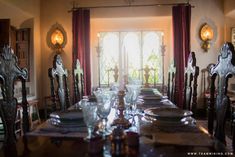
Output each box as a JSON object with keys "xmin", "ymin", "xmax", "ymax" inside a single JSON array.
[{"xmin": 99, "ymin": 31, "xmax": 163, "ymax": 86}]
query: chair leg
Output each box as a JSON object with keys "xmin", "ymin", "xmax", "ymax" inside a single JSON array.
[
  {"xmin": 44, "ymin": 97, "xmax": 48, "ymax": 119},
  {"xmin": 231, "ymin": 106, "xmax": 234, "ymax": 135},
  {"xmin": 233, "ymin": 123, "xmax": 235, "ymax": 152},
  {"xmin": 0, "ymin": 117, "xmax": 4, "ymax": 142},
  {"xmin": 29, "ymin": 100, "xmax": 41, "ymax": 130},
  {"xmin": 15, "ymin": 106, "xmax": 22, "ymax": 137}
]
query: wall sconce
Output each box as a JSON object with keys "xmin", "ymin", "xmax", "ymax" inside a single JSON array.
[
  {"xmin": 199, "ymin": 23, "xmax": 214, "ymax": 52},
  {"xmin": 47, "ymin": 23, "xmax": 67, "ymax": 53}
]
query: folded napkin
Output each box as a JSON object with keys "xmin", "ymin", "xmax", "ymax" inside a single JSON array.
[
  {"xmin": 152, "ymin": 89, "xmax": 163, "ymax": 97},
  {"xmin": 140, "ymin": 101, "xmax": 175, "ymax": 111},
  {"xmin": 50, "ymin": 110, "xmax": 83, "ymax": 120},
  {"xmin": 141, "ymin": 95, "xmax": 162, "ymax": 100},
  {"xmin": 40, "ymin": 120, "xmax": 86, "ymax": 132},
  {"xmin": 49, "ymin": 110, "xmax": 85, "ymax": 127},
  {"xmin": 140, "ymin": 88, "xmax": 162, "ymax": 97},
  {"xmin": 27, "ymin": 120, "xmax": 87, "ymax": 138},
  {"xmin": 141, "ymin": 88, "xmax": 154, "ymax": 93},
  {"xmin": 153, "ymin": 132, "xmax": 214, "ymax": 147}
]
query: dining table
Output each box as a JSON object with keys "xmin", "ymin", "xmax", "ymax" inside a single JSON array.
[{"xmin": 0, "ymin": 88, "xmax": 230, "ymax": 157}]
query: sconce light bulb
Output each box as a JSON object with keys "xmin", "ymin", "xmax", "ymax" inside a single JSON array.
[{"xmin": 51, "ymin": 29, "xmax": 64, "ymax": 46}]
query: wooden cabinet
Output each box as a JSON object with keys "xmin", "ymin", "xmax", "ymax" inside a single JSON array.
[
  {"xmin": 0, "ymin": 19, "xmax": 30, "ymax": 79},
  {"xmin": 16, "ymin": 28, "xmax": 30, "ymax": 70},
  {"xmin": 0, "ymin": 19, "xmax": 10, "ymax": 48}
]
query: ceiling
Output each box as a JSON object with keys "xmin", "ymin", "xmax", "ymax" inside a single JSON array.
[{"xmin": 0, "ymin": 0, "xmax": 32, "ymax": 27}]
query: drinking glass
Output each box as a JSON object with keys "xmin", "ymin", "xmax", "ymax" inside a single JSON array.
[
  {"xmin": 124, "ymin": 91, "xmax": 132, "ymax": 117},
  {"xmin": 125, "ymin": 84, "xmax": 141, "ymax": 116},
  {"xmin": 77, "ymin": 96, "xmax": 89, "ymax": 110},
  {"xmin": 94, "ymin": 89, "xmax": 115, "ymax": 135},
  {"xmin": 82, "ymin": 102, "xmax": 98, "ymax": 140}
]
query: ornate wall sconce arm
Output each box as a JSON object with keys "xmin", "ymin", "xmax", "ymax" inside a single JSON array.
[
  {"xmin": 47, "ymin": 23, "xmax": 67, "ymax": 53},
  {"xmin": 199, "ymin": 23, "xmax": 214, "ymax": 52}
]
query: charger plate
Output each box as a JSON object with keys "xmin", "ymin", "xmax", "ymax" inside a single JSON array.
[
  {"xmin": 49, "ymin": 110, "xmax": 85, "ymax": 127},
  {"xmin": 144, "ymin": 108, "xmax": 193, "ymax": 121}
]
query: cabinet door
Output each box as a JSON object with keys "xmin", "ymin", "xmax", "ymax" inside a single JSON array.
[
  {"xmin": 0, "ymin": 19, "xmax": 17, "ymax": 52},
  {"xmin": 10, "ymin": 26, "xmax": 17, "ymax": 52},
  {"xmin": 0, "ymin": 19, "xmax": 10, "ymax": 47},
  {"xmin": 16, "ymin": 28, "xmax": 30, "ymax": 80}
]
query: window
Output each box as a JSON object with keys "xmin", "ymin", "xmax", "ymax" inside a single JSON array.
[{"xmin": 98, "ymin": 31, "xmax": 163, "ymax": 86}]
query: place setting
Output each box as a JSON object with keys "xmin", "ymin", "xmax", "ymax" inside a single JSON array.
[
  {"xmin": 143, "ymin": 107, "xmax": 194, "ymax": 126},
  {"xmin": 1, "ymin": 1, "xmax": 235, "ymax": 156}
]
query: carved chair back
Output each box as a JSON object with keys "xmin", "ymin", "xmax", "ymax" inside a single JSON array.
[
  {"xmin": 183, "ymin": 52, "xmax": 199, "ymax": 113},
  {"xmin": 107, "ymin": 65, "xmax": 118, "ymax": 87},
  {"xmin": 0, "ymin": 45, "xmax": 29, "ymax": 145},
  {"xmin": 167, "ymin": 64, "xmax": 176, "ymax": 103},
  {"xmin": 208, "ymin": 42, "xmax": 235, "ymax": 149},
  {"xmin": 201, "ymin": 63, "xmax": 216, "ymax": 115},
  {"xmin": 74, "ymin": 59, "xmax": 84, "ymax": 103},
  {"xmin": 201, "ymin": 64, "xmax": 215, "ymax": 95},
  {"xmin": 48, "ymin": 54, "xmax": 70, "ymax": 112}
]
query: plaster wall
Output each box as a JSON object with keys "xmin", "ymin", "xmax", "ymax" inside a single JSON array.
[
  {"xmin": 1, "ymin": 0, "xmax": 231, "ymax": 110},
  {"xmin": 0, "ymin": 0, "xmax": 41, "ymax": 104}
]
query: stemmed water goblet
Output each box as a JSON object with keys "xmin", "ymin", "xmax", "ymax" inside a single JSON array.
[
  {"xmin": 82, "ymin": 101, "xmax": 99, "ymax": 140},
  {"xmin": 94, "ymin": 89, "xmax": 115, "ymax": 136},
  {"xmin": 125, "ymin": 84, "xmax": 141, "ymax": 117}
]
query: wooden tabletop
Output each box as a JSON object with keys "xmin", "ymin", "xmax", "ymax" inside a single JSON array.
[
  {"xmin": 0, "ymin": 93, "xmax": 228, "ymax": 157},
  {"xmin": 0, "ymin": 117, "xmax": 225, "ymax": 156},
  {"xmin": 0, "ymin": 134, "xmax": 219, "ymax": 157}
]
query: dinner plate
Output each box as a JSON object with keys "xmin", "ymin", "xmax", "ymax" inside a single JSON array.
[
  {"xmin": 50, "ymin": 110, "xmax": 83, "ymax": 120},
  {"xmin": 140, "ymin": 88, "xmax": 162, "ymax": 96},
  {"xmin": 49, "ymin": 110, "xmax": 85, "ymax": 127},
  {"xmin": 142, "ymin": 115, "xmax": 195, "ymax": 126},
  {"xmin": 142, "ymin": 116, "xmax": 188, "ymax": 126},
  {"xmin": 49, "ymin": 118, "xmax": 85, "ymax": 128},
  {"xmin": 144, "ymin": 107, "xmax": 193, "ymax": 121},
  {"xmin": 139, "ymin": 95, "xmax": 162, "ymax": 100},
  {"xmin": 140, "ymin": 88, "xmax": 154, "ymax": 95}
]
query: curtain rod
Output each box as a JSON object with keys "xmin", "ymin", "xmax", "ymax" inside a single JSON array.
[{"xmin": 68, "ymin": 2, "xmax": 194, "ymax": 12}]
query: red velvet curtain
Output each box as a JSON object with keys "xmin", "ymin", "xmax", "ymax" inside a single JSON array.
[
  {"xmin": 172, "ymin": 5, "xmax": 191, "ymax": 108},
  {"xmin": 72, "ymin": 9, "xmax": 91, "ymax": 96}
]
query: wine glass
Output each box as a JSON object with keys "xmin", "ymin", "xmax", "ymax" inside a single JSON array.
[
  {"xmin": 94, "ymin": 89, "xmax": 115, "ymax": 136},
  {"xmin": 125, "ymin": 84, "xmax": 141, "ymax": 116},
  {"xmin": 77, "ymin": 96, "xmax": 89, "ymax": 110},
  {"xmin": 124, "ymin": 90, "xmax": 132, "ymax": 117},
  {"xmin": 82, "ymin": 102, "xmax": 98, "ymax": 140}
]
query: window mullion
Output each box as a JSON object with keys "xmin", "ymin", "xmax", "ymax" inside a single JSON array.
[{"xmin": 140, "ymin": 31, "xmax": 143, "ymax": 84}]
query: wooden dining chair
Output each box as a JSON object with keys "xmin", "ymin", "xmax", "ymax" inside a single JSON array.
[
  {"xmin": 183, "ymin": 51, "xmax": 199, "ymax": 113},
  {"xmin": 201, "ymin": 64, "xmax": 215, "ymax": 111},
  {"xmin": 0, "ymin": 45, "xmax": 29, "ymax": 145},
  {"xmin": 208, "ymin": 42, "xmax": 235, "ymax": 150},
  {"xmin": 73, "ymin": 59, "xmax": 84, "ymax": 103},
  {"xmin": 0, "ymin": 100, "xmax": 23, "ymax": 142},
  {"xmin": 48, "ymin": 54, "xmax": 70, "ymax": 112},
  {"xmin": 167, "ymin": 63, "xmax": 176, "ymax": 103}
]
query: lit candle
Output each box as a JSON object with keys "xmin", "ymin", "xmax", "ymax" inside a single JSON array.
[
  {"xmin": 126, "ymin": 48, "xmax": 128, "ymax": 76},
  {"xmin": 124, "ymin": 46, "xmax": 126, "ymax": 72},
  {"xmin": 97, "ymin": 33, "xmax": 100, "ymax": 47}
]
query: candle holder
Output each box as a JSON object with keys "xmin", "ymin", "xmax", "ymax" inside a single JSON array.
[
  {"xmin": 161, "ymin": 44, "xmax": 166, "ymax": 94},
  {"xmin": 96, "ymin": 46, "xmax": 102, "ymax": 88},
  {"xmin": 112, "ymin": 90, "xmax": 131, "ymax": 128}
]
